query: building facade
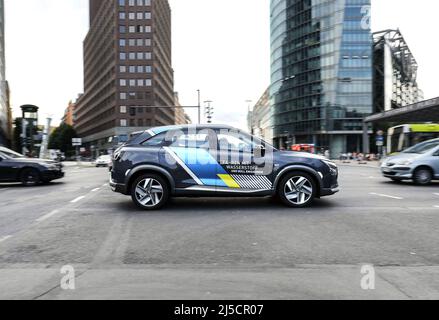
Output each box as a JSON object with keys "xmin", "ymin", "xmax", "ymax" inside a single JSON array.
[
  {"xmin": 270, "ymin": 0, "xmax": 373, "ymax": 156},
  {"xmin": 75, "ymin": 0, "xmax": 175, "ymax": 153},
  {"xmin": 373, "ymin": 29, "xmax": 423, "ymax": 113},
  {"xmin": 248, "ymin": 88, "xmax": 273, "ymax": 143},
  {"xmin": 0, "ymin": 0, "xmax": 10, "ymax": 147},
  {"xmin": 62, "ymin": 100, "xmax": 77, "ymax": 127}
]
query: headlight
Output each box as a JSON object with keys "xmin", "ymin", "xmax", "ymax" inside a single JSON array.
[
  {"xmin": 396, "ymin": 159, "xmax": 413, "ymax": 166},
  {"xmin": 322, "ymin": 160, "xmax": 338, "ymax": 175},
  {"xmin": 40, "ymin": 163, "xmax": 59, "ymax": 170}
]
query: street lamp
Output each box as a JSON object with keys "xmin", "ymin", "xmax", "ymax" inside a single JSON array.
[{"xmin": 204, "ymin": 100, "xmax": 214, "ymax": 124}]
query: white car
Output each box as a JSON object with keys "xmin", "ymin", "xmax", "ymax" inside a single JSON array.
[{"xmin": 95, "ymin": 155, "xmax": 112, "ymax": 167}]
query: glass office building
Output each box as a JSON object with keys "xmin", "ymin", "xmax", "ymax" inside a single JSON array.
[{"xmin": 270, "ymin": 0, "xmax": 373, "ymax": 156}]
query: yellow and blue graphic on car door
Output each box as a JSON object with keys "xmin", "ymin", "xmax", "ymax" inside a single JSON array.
[{"xmin": 164, "ymin": 146, "xmax": 272, "ymax": 190}]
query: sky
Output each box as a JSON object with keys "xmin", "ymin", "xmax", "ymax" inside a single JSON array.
[{"xmin": 4, "ymin": 0, "xmax": 439, "ymax": 129}]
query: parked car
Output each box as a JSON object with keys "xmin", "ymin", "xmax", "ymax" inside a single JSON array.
[
  {"xmin": 110, "ymin": 125, "xmax": 339, "ymax": 210},
  {"xmin": 95, "ymin": 155, "xmax": 112, "ymax": 167},
  {"xmin": 0, "ymin": 147, "xmax": 64, "ymax": 186},
  {"xmin": 381, "ymin": 138, "xmax": 439, "ymax": 185}
]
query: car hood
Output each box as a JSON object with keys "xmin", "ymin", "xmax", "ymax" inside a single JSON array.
[
  {"xmin": 11, "ymin": 158, "xmax": 58, "ymax": 165},
  {"xmin": 385, "ymin": 153, "xmax": 421, "ymax": 163},
  {"xmin": 278, "ymin": 151, "xmax": 327, "ymax": 161}
]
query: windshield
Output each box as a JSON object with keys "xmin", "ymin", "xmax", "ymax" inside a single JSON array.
[
  {"xmin": 0, "ymin": 148, "xmax": 25, "ymax": 159},
  {"xmin": 403, "ymin": 141, "xmax": 439, "ymax": 154}
]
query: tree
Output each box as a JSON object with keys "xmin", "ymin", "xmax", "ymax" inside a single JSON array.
[{"xmin": 49, "ymin": 124, "xmax": 78, "ymax": 157}]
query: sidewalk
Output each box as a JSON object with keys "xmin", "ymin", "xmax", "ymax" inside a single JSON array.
[
  {"xmin": 334, "ymin": 160, "xmax": 381, "ymax": 169},
  {"xmin": 62, "ymin": 161, "xmax": 95, "ymax": 168}
]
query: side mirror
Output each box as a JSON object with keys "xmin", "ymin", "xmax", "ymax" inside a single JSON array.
[{"xmin": 253, "ymin": 145, "xmax": 266, "ymax": 158}]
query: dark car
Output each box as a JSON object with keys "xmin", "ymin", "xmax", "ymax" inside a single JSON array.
[
  {"xmin": 0, "ymin": 147, "xmax": 64, "ymax": 186},
  {"xmin": 110, "ymin": 125, "xmax": 339, "ymax": 210}
]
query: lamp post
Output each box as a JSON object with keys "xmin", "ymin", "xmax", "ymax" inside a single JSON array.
[{"xmin": 204, "ymin": 100, "xmax": 214, "ymax": 124}]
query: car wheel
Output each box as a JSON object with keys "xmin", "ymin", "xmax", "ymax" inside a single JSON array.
[
  {"xmin": 131, "ymin": 174, "xmax": 169, "ymax": 210},
  {"xmin": 278, "ymin": 172, "xmax": 317, "ymax": 208},
  {"xmin": 20, "ymin": 168, "xmax": 41, "ymax": 186},
  {"xmin": 413, "ymin": 168, "xmax": 432, "ymax": 185}
]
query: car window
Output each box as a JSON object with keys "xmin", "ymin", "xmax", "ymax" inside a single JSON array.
[
  {"xmin": 170, "ymin": 133, "xmax": 210, "ymax": 149},
  {"xmin": 0, "ymin": 148, "xmax": 24, "ymax": 159},
  {"xmin": 217, "ymin": 132, "xmax": 258, "ymax": 153},
  {"xmin": 403, "ymin": 141, "xmax": 439, "ymax": 154},
  {"xmin": 141, "ymin": 133, "xmax": 167, "ymax": 147}
]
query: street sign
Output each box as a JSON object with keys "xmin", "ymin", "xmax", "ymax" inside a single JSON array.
[{"xmin": 72, "ymin": 138, "xmax": 82, "ymax": 146}]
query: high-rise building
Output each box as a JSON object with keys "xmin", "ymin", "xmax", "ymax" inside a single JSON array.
[
  {"xmin": 75, "ymin": 0, "xmax": 175, "ymax": 152},
  {"xmin": 0, "ymin": 0, "xmax": 9, "ymax": 147},
  {"xmin": 373, "ymin": 29, "xmax": 423, "ymax": 113},
  {"xmin": 270, "ymin": 0, "xmax": 373, "ymax": 156}
]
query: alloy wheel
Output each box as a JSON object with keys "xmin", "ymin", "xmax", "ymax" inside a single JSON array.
[
  {"xmin": 284, "ymin": 176, "xmax": 313, "ymax": 205},
  {"xmin": 134, "ymin": 178, "xmax": 164, "ymax": 207}
]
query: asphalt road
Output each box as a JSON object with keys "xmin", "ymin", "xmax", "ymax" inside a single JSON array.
[{"xmin": 1, "ymin": 163, "xmax": 439, "ymax": 299}]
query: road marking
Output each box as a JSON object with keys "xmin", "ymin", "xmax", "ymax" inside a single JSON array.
[
  {"xmin": 102, "ymin": 183, "xmax": 108, "ymax": 187},
  {"xmin": 0, "ymin": 235, "xmax": 12, "ymax": 243},
  {"xmin": 91, "ymin": 188, "xmax": 101, "ymax": 192},
  {"xmin": 0, "ymin": 188, "xmax": 10, "ymax": 191},
  {"xmin": 36, "ymin": 210, "xmax": 60, "ymax": 223},
  {"xmin": 434, "ymin": 193, "xmax": 439, "ymax": 197},
  {"xmin": 70, "ymin": 196, "xmax": 86, "ymax": 203},
  {"xmin": 434, "ymin": 206, "xmax": 439, "ymax": 208},
  {"xmin": 369, "ymin": 192, "xmax": 403, "ymax": 200}
]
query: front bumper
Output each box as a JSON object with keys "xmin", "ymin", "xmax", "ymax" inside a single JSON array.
[
  {"xmin": 320, "ymin": 186, "xmax": 340, "ymax": 197},
  {"xmin": 381, "ymin": 166, "xmax": 413, "ymax": 180},
  {"xmin": 110, "ymin": 176, "xmax": 128, "ymax": 195},
  {"xmin": 41, "ymin": 170, "xmax": 65, "ymax": 181}
]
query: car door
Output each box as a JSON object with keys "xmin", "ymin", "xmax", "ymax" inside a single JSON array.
[
  {"xmin": 215, "ymin": 129, "xmax": 274, "ymax": 191},
  {"xmin": 162, "ymin": 128, "xmax": 219, "ymax": 190},
  {"xmin": 430, "ymin": 147, "xmax": 439, "ymax": 179},
  {"xmin": 0, "ymin": 154, "xmax": 16, "ymax": 181}
]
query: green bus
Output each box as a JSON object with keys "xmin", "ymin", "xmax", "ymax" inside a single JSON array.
[{"xmin": 387, "ymin": 124, "xmax": 439, "ymax": 154}]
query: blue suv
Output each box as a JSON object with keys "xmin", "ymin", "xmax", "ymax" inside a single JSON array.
[{"xmin": 110, "ymin": 125, "xmax": 339, "ymax": 210}]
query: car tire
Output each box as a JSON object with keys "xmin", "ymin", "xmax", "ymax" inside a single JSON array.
[
  {"xmin": 413, "ymin": 168, "xmax": 433, "ymax": 185},
  {"xmin": 20, "ymin": 168, "xmax": 41, "ymax": 186},
  {"xmin": 278, "ymin": 171, "xmax": 317, "ymax": 208},
  {"xmin": 131, "ymin": 174, "xmax": 169, "ymax": 210}
]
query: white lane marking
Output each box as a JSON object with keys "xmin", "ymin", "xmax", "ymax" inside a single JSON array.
[
  {"xmin": 102, "ymin": 183, "xmax": 108, "ymax": 187},
  {"xmin": 434, "ymin": 193, "xmax": 439, "ymax": 197},
  {"xmin": 0, "ymin": 235, "xmax": 12, "ymax": 243},
  {"xmin": 36, "ymin": 210, "xmax": 60, "ymax": 223},
  {"xmin": 369, "ymin": 192, "xmax": 403, "ymax": 200},
  {"xmin": 0, "ymin": 188, "xmax": 10, "ymax": 192},
  {"xmin": 434, "ymin": 206, "xmax": 439, "ymax": 208},
  {"xmin": 70, "ymin": 196, "xmax": 86, "ymax": 203},
  {"xmin": 92, "ymin": 188, "xmax": 101, "ymax": 192}
]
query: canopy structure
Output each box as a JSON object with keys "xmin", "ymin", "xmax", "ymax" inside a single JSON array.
[{"xmin": 362, "ymin": 97, "xmax": 439, "ymax": 152}]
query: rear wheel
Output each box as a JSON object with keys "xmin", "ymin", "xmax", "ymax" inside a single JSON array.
[
  {"xmin": 20, "ymin": 168, "xmax": 41, "ymax": 186},
  {"xmin": 413, "ymin": 168, "xmax": 433, "ymax": 185},
  {"xmin": 278, "ymin": 172, "xmax": 317, "ymax": 208},
  {"xmin": 131, "ymin": 174, "xmax": 169, "ymax": 210}
]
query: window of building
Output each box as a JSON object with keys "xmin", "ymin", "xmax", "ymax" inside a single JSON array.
[
  {"xmin": 129, "ymin": 66, "xmax": 136, "ymax": 73},
  {"xmin": 129, "ymin": 12, "xmax": 135, "ymax": 20},
  {"xmin": 145, "ymin": 79, "xmax": 152, "ymax": 86},
  {"xmin": 120, "ymin": 66, "xmax": 127, "ymax": 73},
  {"xmin": 145, "ymin": 66, "xmax": 152, "ymax": 73},
  {"xmin": 119, "ymin": 39, "xmax": 126, "ymax": 47},
  {"xmin": 145, "ymin": 12, "xmax": 151, "ymax": 19},
  {"xmin": 129, "ymin": 26, "xmax": 136, "ymax": 33},
  {"xmin": 144, "ymin": 26, "xmax": 151, "ymax": 33},
  {"xmin": 120, "ymin": 93, "xmax": 127, "ymax": 100},
  {"xmin": 120, "ymin": 79, "xmax": 127, "ymax": 86},
  {"xmin": 137, "ymin": 12, "xmax": 143, "ymax": 20},
  {"xmin": 129, "ymin": 0, "xmax": 135, "ymax": 6},
  {"xmin": 121, "ymin": 119, "xmax": 127, "ymax": 127},
  {"xmin": 129, "ymin": 52, "xmax": 136, "ymax": 60},
  {"xmin": 144, "ymin": 52, "xmax": 151, "ymax": 60},
  {"xmin": 129, "ymin": 39, "xmax": 136, "ymax": 46},
  {"xmin": 119, "ymin": 25, "xmax": 126, "ymax": 33},
  {"xmin": 120, "ymin": 106, "xmax": 127, "ymax": 113},
  {"xmin": 129, "ymin": 79, "xmax": 136, "ymax": 86},
  {"xmin": 137, "ymin": 79, "xmax": 144, "ymax": 86},
  {"xmin": 137, "ymin": 66, "xmax": 144, "ymax": 73},
  {"xmin": 119, "ymin": 12, "xmax": 126, "ymax": 19},
  {"xmin": 145, "ymin": 39, "xmax": 151, "ymax": 46},
  {"xmin": 129, "ymin": 92, "xmax": 136, "ymax": 100},
  {"xmin": 137, "ymin": 52, "xmax": 143, "ymax": 59},
  {"xmin": 119, "ymin": 52, "xmax": 126, "ymax": 60},
  {"xmin": 119, "ymin": 0, "xmax": 125, "ymax": 6}
]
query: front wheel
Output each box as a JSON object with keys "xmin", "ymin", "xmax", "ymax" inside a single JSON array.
[
  {"xmin": 278, "ymin": 172, "xmax": 317, "ymax": 208},
  {"xmin": 131, "ymin": 174, "xmax": 169, "ymax": 210},
  {"xmin": 413, "ymin": 168, "xmax": 432, "ymax": 185},
  {"xmin": 20, "ymin": 168, "xmax": 41, "ymax": 186}
]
